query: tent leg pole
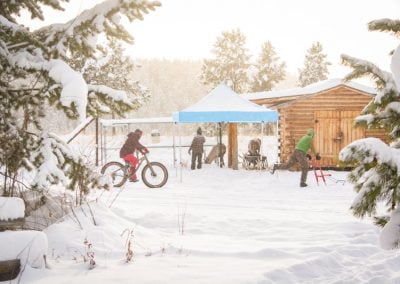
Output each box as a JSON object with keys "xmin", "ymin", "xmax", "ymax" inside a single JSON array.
[
  {"xmin": 173, "ymin": 123, "xmax": 177, "ymax": 171},
  {"xmin": 104, "ymin": 126, "xmax": 107, "ymax": 164},
  {"xmin": 100, "ymin": 123, "xmax": 103, "ymax": 165},
  {"xmin": 95, "ymin": 118, "xmax": 99, "ymax": 166},
  {"xmin": 260, "ymin": 122, "xmax": 264, "ymax": 170},
  {"xmin": 219, "ymin": 123, "xmax": 223, "ymax": 168},
  {"xmin": 178, "ymin": 124, "xmax": 182, "ymax": 183}
]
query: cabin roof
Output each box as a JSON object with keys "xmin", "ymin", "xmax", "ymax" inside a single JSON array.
[{"xmin": 241, "ymin": 78, "xmax": 376, "ymax": 101}]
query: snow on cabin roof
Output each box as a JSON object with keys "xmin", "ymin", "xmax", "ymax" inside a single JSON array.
[{"xmin": 241, "ymin": 78, "xmax": 376, "ymax": 101}]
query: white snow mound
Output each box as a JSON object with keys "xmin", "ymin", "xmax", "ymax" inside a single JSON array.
[
  {"xmin": 0, "ymin": 197, "xmax": 25, "ymax": 221},
  {"xmin": 0, "ymin": 230, "xmax": 48, "ymax": 268},
  {"xmin": 380, "ymin": 208, "xmax": 400, "ymax": 250}
]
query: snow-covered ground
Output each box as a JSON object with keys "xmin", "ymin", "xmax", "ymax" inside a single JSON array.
[{"xmin": 13, "ymin": 136, "xmax": 400, "ymax": 283}]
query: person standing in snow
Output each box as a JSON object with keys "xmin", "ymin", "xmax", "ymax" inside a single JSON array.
[
  {"xmin": 188, "ymin": 127, "xmax": 206, "ymax": 170},
  {"xmin": 271, "ymin": 129, "xmax": 317, "ymax": 187},
  {"xmin": 120, "ymin": 129, "xmax": 149, "ymax": 182}
]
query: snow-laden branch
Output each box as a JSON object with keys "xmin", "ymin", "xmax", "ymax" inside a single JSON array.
[
  {"xmin": 9, "ymin": 51, "xmax": 88, "ymax": 120},
  {"xmin": 0, "ymin": 15, "xmax": 25, "ymax": 31},
  {"xmin": 369, "ymin": 19, "xmax": 400, "ymax": 37},
  {"xmin": 340, "ymin": 138, "xmax": 400, "ymax": 221},
  {"xmin": 350, "ymin": 167, "xmax": 380, "ymax": 209},
  {"xmin": 48, "ymin": 59, "xmax": 88, "ymax": 119},
  {"xmin": 0, "ymin": 15, "xmax": 29, "ymax": 59},
  {"xmin": 88, "ymin": 84, "xmax": 131, "ymax": 105},
  {"xmin": 31, "ymin": 134, "xmax": 73, "ymax": 190},
  {"xmin": 355, "ymin": 102, "xmax": 400, "ymax": 126},
  {"xmin": 341, "ymin": 54, "xmax": 398, "ymax": 104},
  {"xmin": 35, "ymin": 0, "xmax": 161, "ymax": 56},
  {"xmin": 391, "ymin": 44, "xmax": 400, "ymax": 92},
  {"xmin": 340, "ymin": 137, "xmax": 400, "ymax": 171}
]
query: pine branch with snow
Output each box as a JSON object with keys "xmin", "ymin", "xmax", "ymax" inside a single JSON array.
[
  {"xmin": 69, "ymin": 41, "xmax": 149, "ymax": 118},
  {"xmin": 30, "ymin": 133, "xmax": 110, "ymax": 193},
  {"xmin": 339, "ymin": 18, "xmax": 400, "ymax": 250},
  {"xmin": 368, "ymin": 19, "xmax": 400, "ymax": 37},
  {"xmin": 34, "ymin": 0, "xmax": 161, "ymax": 58}
]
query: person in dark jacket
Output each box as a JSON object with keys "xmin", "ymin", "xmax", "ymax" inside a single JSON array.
[
  {"xmin": 120, "ymin": 129, "xmax": 148, "ymax": 182},
  {"xmin": 188, "ymin": 127, "xmax": 206, "ymax": 170},
  {"xmin": 271, "ymin": 129, "xmax": 317, "ymax": 187}
]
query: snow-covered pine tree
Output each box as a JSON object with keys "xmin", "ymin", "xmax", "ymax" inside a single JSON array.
[
  {"xmin": 251, "ymin": 41, "xmax": 286, "ymax": 92},
  {"xmin": 339, "ymin": 18, "xmax": 400, "ymax": 250},
  {"xmin": 298, "ymin": 42, "xmax": 331, "ymax": 87},
  {"xmin": 0, "ymin": 0, "xmax": 160, "ymax": 196},
  {"xmin": 201, "ymin": 28, "xmax": 251, "ymax": 93}
]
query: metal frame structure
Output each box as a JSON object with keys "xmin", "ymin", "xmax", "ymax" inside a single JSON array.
[{"xmin": 99, "ymin": 117, "xmax": 176, "ymax": 166}]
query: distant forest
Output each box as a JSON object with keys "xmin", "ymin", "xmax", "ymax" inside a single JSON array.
[{"xmin": 130, "ymin": 58, "xmax": 298, "ymax": 118}]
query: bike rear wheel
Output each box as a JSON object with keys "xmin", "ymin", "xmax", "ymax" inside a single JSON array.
[
  {"xmin": 141, "ymin": 162, "xmax": 168, "ymax": 188},
  {"xmin": 101, "ymin": 161, "xmax": 128, "ymax": 188}
]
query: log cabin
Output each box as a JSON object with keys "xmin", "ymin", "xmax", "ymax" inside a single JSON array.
[{"xmin": 243, "ymin": 79, "xmax": 387, "ymax": 167}]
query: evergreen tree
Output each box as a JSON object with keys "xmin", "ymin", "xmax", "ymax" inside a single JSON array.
[
  {"xmin": 339, "ymin": 18, "xmax": 400, "ymax": 250},
  {"xmin": 298, "ymin": 42, "xmax": 331, "ymax": 87},
  {"xmin": 0, "ymin": 0, "xmax": 160, "ymax": 196},
  {"xmin": 251, "ymin": 41, "xmax": 286, "ymax": 92},
  {"xmin": 69, "ymin": 40, "xmax": 150, "ymax": 119},
  {"xmin": 201, "ymin": 28, "xmax": 251, "ymax": 93}
]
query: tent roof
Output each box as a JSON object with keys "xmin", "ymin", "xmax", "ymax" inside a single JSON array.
[{"xmin": 173, "ymin": 84, "xmax": 278, "ymax": 123}]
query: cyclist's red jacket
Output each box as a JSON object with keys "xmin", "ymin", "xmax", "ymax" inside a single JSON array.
[{"xmin": 120, "ymin": 131, "xmax": 146, "ymax": 158}]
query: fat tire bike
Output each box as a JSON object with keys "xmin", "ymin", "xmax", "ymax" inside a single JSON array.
[{"xmin": 101, "ymin": 153, "xmax": 168, "ymax": 188}]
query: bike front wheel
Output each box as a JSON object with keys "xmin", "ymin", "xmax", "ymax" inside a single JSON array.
[
  {"xmin": 101, "ymin": 161, "xmax": 128, "ymax": 188},
  {"xmin": 141, "ymin": 162, "xmax": 168, "ymax": 188}
]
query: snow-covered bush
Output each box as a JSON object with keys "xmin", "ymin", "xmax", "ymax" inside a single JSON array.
[
  {"xmin": 339, "ymin": 18, "xmax": 400, "ymax": 249},
  {"xmin": 0, "ymin": 0, "xmax": 160, "ymax": 196}
]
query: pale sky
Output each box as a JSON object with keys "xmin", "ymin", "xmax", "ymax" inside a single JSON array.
[{"xmin": 20, "ymin": 0, "xmax": 400, "ymax": 78}]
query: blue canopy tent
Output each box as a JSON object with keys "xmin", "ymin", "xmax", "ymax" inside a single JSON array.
[
  {"xmin": 173, "ymin": 84, "xmax": 278, "ymax": 175},
  {"xmin": 173, "ymin": 84, "xmax": 278, "ymax": 123}
]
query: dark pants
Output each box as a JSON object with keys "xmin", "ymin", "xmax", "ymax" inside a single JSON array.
[
  {"xmin": 278, "ymin": 149, "xmax": 309, "ymax": 184},
  {"xmin": 191, "ymin": 152, "xmax": 202, "ymax": 170}
]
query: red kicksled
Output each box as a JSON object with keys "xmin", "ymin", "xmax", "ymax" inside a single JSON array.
[{"xmin": 310, "ymin": 154, "xmax": 331, "ymax": 186}]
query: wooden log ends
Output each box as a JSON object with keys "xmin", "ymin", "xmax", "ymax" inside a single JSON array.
[{"xmin": 0, "ymin": 259, "xmax": 21, "ymax": 281}]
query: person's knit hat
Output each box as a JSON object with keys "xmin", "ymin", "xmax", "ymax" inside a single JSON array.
[
  {"xmin": 134, "ymin": 129, "xmax": 143, "ymax": 138},
  {"xmin": 197, "ymin": 127, "xmax": 202, "ymax": 135}
]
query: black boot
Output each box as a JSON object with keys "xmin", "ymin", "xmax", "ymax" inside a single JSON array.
[
  {"xmin": 271, "ymin": 163, "xmax": 278, "ymax": 174},
  {"xmin": 300, "ymin": 182, "xmax": 308, "ymax": 187}
]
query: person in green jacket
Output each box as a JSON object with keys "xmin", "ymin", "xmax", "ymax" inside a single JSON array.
[{"xmin": 271, "ymin": 129, "xmax": 317, "ymax": 187}]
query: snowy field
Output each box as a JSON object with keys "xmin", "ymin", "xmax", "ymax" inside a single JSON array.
[{"xmin": 14, "ymin": 136, "xmax": 400, "ymax": 284}]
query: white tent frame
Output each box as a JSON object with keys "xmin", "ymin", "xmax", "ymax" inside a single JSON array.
[{"xmin": 99, "ymin": 117, "xmax": 178, "ymax": 167}]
